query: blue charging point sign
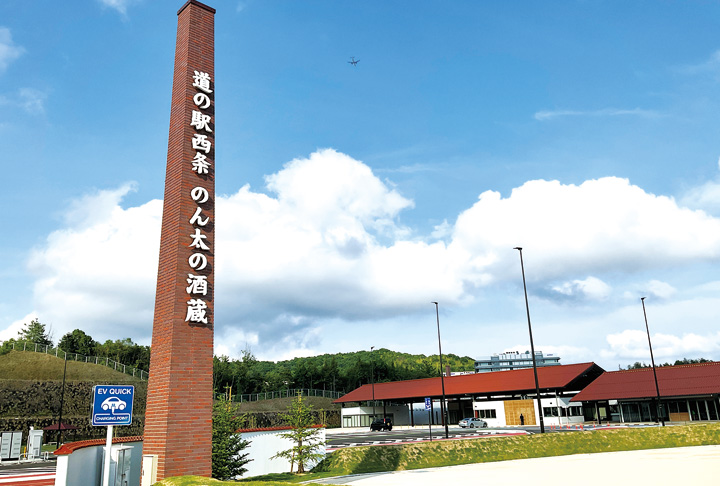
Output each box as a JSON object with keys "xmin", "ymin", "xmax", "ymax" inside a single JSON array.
[{"xmin": 92, "ymin": 385, "xmax": 134, "ymax": 426}]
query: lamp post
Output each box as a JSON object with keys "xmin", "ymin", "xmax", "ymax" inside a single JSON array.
[
  {"xmin": 641, "ymin": 297, "xmax": 665, "ymax": 426},
  {"xmin": 56, "ymin": 349, "xmax": 68, "ymax": 448},
  {"xmin": 513, "ymin": 247, "xmax": 545, "ymax": 433},
  {"xmin": 370, "ymin": 346, "xmax": 376, "ymax": 421},
  {"xmin": 432, "ymin": 302, "xmax": 449, "ymax": 439}
]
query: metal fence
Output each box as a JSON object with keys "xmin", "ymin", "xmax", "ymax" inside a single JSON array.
[
  {"xmin": 3, "ymin": 341, "xmax": 348, "ymax": 398},
  {"xmin": 2, "ymin": 340, "xmax": 149, "ymax": 380},
  {"xmin": 232, "ymin": 388, "xmax": 344, "ymax": 403}
]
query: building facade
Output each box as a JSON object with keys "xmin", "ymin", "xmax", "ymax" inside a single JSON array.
[
  {"xmin": 571, "ymin": 362, "xmax": 720, "ymax": 423},
  {"xmin": 336, "ymin": 361, "xmax": 720, "ymax": 428},
  {"xmin": 474, "ymin": 351, "xmax": 560, "ymax": 373},
  {"xmin": 335, "ymin": 362, "xmax": 603, "ymax": 428}
]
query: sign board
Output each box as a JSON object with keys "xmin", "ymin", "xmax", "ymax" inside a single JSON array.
[
  {"xmin": 92, "ymin": 385, "xmax": 134, "ymax": 426},
  {"xmin": 424, "ymin": 397, "xmax": 432, "ymax": 411}
]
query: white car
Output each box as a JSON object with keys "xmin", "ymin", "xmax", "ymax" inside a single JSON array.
[
  {"xmin": 101, "ymin": 396, "xmax": 126, "ymax": 412},
  {"xmin": 458, "ymin": 417, "xmax": 487, "ymax": 428}
]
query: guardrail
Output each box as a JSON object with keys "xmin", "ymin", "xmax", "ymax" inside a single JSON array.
[{"xmin": 1, "ymin": 341, "xmax": 149, "ymax": 380}]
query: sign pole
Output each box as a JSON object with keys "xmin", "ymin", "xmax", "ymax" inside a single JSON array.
[
  {"xmin": 428, "ymin": 411, "xmax": 432, "ymax": 442},
  {"xmin": 92, "ymin": 385, "xmax": 133, "ymax": 486},
  {"xmin": 425, "ymin": 397, "xmax": 432, "ymax": 442},
  {"xmin": 103, "ymin": 425, "xmax": 113, "ymax": 486}
]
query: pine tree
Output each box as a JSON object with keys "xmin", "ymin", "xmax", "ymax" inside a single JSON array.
[
  {"xmin": 18, "ymin": 319, "xmax": 53, "ymax": 347},
  {"xmin": 271, "ymin": 392, "xmax": 325, "ymax": 473},
  {"xmin": 211, "ymin": 395, "xmax": 251, "ymax": 480}
]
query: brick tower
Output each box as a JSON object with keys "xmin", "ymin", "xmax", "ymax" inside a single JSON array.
[{"xmin": 143, "ymin": 1, "xmax": 216, "ymax": 480}]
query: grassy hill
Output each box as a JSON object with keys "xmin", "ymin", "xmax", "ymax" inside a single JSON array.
[
  {"xmin": 0, "ymin": 350, "xmax": 145, "ymax": 382},
  {"xmin": 234, "ymin": 395, "xmax": 339, "ymax": 413},
  {"xmin": 0, "ymin": 350, "xmax": 147, "ymax": 439}
]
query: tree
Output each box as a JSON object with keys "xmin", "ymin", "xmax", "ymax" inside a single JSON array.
[
  {"xmin": 58, "ymin": 329, "xmax": 97, "ymax": 356},
  {"xmin": 272, "ymin": 392, "xmax": 325, "ymax": 473},
  {"xmin": 95, "ymin": 338, "xmax": 151, "ymax": 371},
  {"xmin": 211, "ymin": 396, "xmax": 251, "ymax": 480},
  {"xmin": 18, "ymin": 318, "xmax": 53, "ymax": 347},
  {"xmin": 673, "ymin": 357, "xmax": 710, "ymax": 366}
]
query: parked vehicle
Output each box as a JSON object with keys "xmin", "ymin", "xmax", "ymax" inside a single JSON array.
[
  {"xmin": 458, "ymin": 417, "xmax": 487, "ymax": 428},
  {"xmin": 370, "ymin": 417, "xmax": 393, "ymax": 431}
]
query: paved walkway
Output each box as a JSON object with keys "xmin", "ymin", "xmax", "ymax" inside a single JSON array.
[
  {"xmin": 0, "ymin": 463, "xmax": 55, "ymax": 486},
  {"xmin": 308, "ymin": 445, "xmax": 720, "ymax": 485}
]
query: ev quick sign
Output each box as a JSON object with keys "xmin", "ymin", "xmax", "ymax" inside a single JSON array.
[{"xmin": 92, "ymin": 385, "xmax": 134, "ymax": 426}]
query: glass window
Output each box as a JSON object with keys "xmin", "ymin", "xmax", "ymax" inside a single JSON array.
[
  {"xmin": 342, "ymin": 414, "xmax": 374, "ymax": 427},
  {"xmin": 668, "ymin": 400, "xmax": 687, "ymax": 414},
  {"xmin": 477, "ymin": 409, "xmax": 497, "ymax": 419},
  {"xmin": 567, "ymin": 406, "xmax": 582, "ymax": 417},
  {"xmin": 708, "ymin": 400, "xmax": 718, "ymax": 421},
  {"xmin": 543, "ymin": 407, "xmax": 559, "ymax": 417}
]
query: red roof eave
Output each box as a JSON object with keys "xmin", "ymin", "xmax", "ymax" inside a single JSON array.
[
  {"xmin": 571, "ymin": 361, "xmax": 720, "ymax": 402},
  {"xmin": 335, "ymin": 362, "xmax": 602, "ymax": 403},
  {"xmin": 54, "ymin": 436, "xmax": 143, "ymax": 456}
]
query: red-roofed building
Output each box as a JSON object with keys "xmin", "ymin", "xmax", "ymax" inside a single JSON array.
[
  {"xmin": 571, "ymin": 361, "xmax": 720, "ymax": 423},
  {"xmin": 334, "ymin": 362, "xmax": 604, "ymax": 428}
]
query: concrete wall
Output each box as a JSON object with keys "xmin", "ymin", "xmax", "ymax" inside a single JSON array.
[
  {"xmin": 472, "ymin": 399, "xmax": 508, "ymax": 427},
  {"xmin": 242, "ymin": 427, "xmax": 325, "ymax": 478},
  {"xmin": 55, "ymin": 440, "xmax": 143, "ymax": 486}
]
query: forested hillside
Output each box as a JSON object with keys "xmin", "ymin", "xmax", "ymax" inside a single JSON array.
[
  {"xmin": 2, "ymin": 318, "xmax": 477, "ymax": 397},
  {"xmin": 213, "ymin": 348, "xmax": 477, "ymax": 396}
]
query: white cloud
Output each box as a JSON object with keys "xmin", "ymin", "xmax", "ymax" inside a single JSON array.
[
  {"xmin": 0, "ymin": 88, "xmax": 49, "ymax": 115},
  {"xmin": 0, "ymin": 27, "xmax": 25, "ymax": 74},
  {"xmin": 534, "ymin": 108, "xmax": 661, "ymax": 121},
  {"xmin": 549, "ymin": 276, "xmax": 611, "ymax": 302},
  {"xmin": 535, "ymin": 345, "xmax": 592, "ymax": 365},
  {"xmin": 0, "ymin": 313, "xmax": 37, "ymax": 343},
  {"xmin": 603, "ymin": 329, "xmax": 720, "ymax": 362},
  {"xmin": 675, "ymin": 49, "xmax": 720, "ymax": 77},
  {"xmin": 18, "ymin": 88, "xmax": 47, "ymax": 114},
  {"xmin": 643, "ymin": 280, "xmax": 676, "ymax": 300},
  {"xmin": 679, "ymin": 157, "xmax": 720, "ymax": 216},
  {"xmin": 622, "ymin": 280, "xmax": 676, "ymax": 301},
  {"xmin": 681, "ymin": 180, "xmax": 720, "ymax": 216},
  {"xmin": 28, "ymin": 184, "xmax": 162, "ymax": 342},
  {"xmin": 98, "ymin": 0, "xmax": 138, "ymax": 16},
  {"xmin": 264, "ymin": 149, "xmax": 414, "ymax": 238},
  {"xmin": 450, "ymin": 176, "xmax": 720, "ymax": 284},
  {"xmin": 12, "ymin": 150, "xmax": 720, "ymax": 360},
  {"xmin": 431, "ymin": 220, "xmax": 452, "ymax": 239}
]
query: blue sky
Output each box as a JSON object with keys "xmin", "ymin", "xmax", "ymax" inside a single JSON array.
[{"xmin": 2, "ymin": 0, "xmax": 720, "ymax": 370}]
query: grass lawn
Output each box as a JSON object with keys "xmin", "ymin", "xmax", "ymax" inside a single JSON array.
[
  {"xmin": 155, "ymin": 422, "xmax": 720, "ymax": 485},
  {"xmin": 0, "ymin": 350, "xmax": 144, "ymax": 382}
]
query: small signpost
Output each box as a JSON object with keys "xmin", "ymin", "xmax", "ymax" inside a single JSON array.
[
  {"xmin": 92, "ymin": 385, "xmax": 134, "ymax": 486},
  {"xmin": 425, "ymin": 397, "xmax": 432, "ymax": 442}
]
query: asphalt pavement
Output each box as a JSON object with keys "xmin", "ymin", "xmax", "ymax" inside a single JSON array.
[{"xmin": 307, "ymin": 445, "xmax": 720, "ymax": 485}]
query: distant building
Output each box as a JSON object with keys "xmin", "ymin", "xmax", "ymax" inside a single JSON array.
[
  {"xmin": 449, "ymin": 370, "xmax": 475, "ymax": 376},
  {"xmin": 474, "ymin": 351, "xmax": 560, "ymax": 373}
]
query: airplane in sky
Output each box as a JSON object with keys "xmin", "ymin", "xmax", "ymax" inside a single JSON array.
[{"xmin": 348, "ymin": 56, "xmax": 359, "ymax": 66}]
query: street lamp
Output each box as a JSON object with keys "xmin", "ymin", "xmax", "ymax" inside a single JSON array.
[
  {"xmin": 641, "ymin": 297, "xmax": 665, "ymax": 426},
  {"xmin": 56, "ymin": 349, "xmax": 68, "ymax": 448},
  {"xmin": 370, "ymin": 346, "xmax": 376, "ymax": 421},
  {"xmin": 432, "ymin": 302, "xmax": 449, "ymax": 439},
  {"xmin": 513, "ymin": 247, "xmax": 545, "ymax": 433}
]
